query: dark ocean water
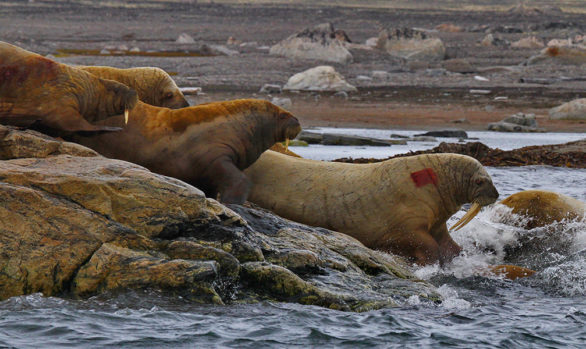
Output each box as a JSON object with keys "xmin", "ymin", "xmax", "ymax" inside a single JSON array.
[{"xmin": 1, "ymin": 164, "xmax": 585, "ymax": 348}]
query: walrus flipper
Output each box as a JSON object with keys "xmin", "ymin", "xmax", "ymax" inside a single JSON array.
[{"xmin": 211, "ymin": 159, "xmax": 252, "ymax": 205}]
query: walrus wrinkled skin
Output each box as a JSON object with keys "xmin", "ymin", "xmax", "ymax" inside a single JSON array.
[
  {"xmin": 76, "ymin": 99, "xmax": 301, "ymax": 204},
  {"xmin": 0, "ymin": 42, "xmax": 138, "ymax": 134},
  {"xmin": 501, "ymin": 190, "xmax": 585, "ymax": 229},
  {"xmin": 78, "ymin": 66, "xmax": 189, "ymax": 109},
  {"xmin": 245, "ymin": 151, "xmax": 499, "ymax": 265}
]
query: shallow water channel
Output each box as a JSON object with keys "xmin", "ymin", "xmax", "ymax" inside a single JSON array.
[{"xmin": 1, "ymin": 129, "xmax": 585, "ymax": 348}]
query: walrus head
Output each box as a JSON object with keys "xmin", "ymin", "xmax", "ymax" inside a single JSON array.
[
  {"xmin": 97, "ymin": 78, "xmax": 139, "ymax": 121},
  {"xmin": 153, "ymin": 68, "xmax": 189, "ymax": 109},
  {"xmin": 269, "ymin": 105, "xmax": 301, "ymax": 143},
  {"xmin": 451, "ymin": 163, "xmax": 499, "ymax": 231}
]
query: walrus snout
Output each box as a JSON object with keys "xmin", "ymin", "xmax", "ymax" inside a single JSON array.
[{"xmin": 281, "ymin": 115, "xmax": 302, "ymax": 140}]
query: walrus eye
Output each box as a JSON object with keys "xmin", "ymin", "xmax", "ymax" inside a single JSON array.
[
  {"xmin": 164, "ymin": 92, "xmax": 173, "ymax": 99},
  {"xmin": 278, "ymin": 113, "xmax": 289, "ymax": 120},
  {"xmin": 475, "ymin": 179, "xmax": 484, "ymax": 186}
]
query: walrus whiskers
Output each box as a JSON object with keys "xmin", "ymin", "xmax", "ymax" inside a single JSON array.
[{"xmin": 450, "ymin": 202, "xmax": 482, "ymax": 231}]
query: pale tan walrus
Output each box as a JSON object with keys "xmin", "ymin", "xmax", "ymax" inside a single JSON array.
[
  {"xmin": 0, "ymin": 42, "xmax": 137, "ymax": 134},
  {"xmin": 244, "ymin": 151, "xmax": 500, "ymax": 265},
  {"xmin": 78, "ymin": 66, "xmax": 189, "ymax": 109}
]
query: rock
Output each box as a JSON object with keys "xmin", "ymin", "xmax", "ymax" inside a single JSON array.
[
  {"xmin": 503, "ymin": 113, "xmax": 538, "ymax": 127},
  {"xmin": 526, "ymin": 46, "xmax": 586, "ymax": 65},
  {"xmin": 409, "ymin": 136, "xmax": 437, "ymax": 142},
  {"xmin": 442, "ymin": 58, "xmax": 475, "ymax": 73},
  {"xmin": 451, "ymin": 118, "xmax": 470, "ymax": 124},
  {"xmin": 176, "ymin": 33, "xmax": 195, "ymax": 44},
  {"xmin": 414, "ymin": 129, "xmax": 468, "ymax": 138},
  {"xmin": 334, "ymin": 140, "xmax": 586, "ymax": 168},
  {"xmin": 480, "ymin": 34, "xmax": 509, "ymax": 47},
  {"xmin": 549, "ymin": 99, "xmax": 586, "ymax": 120},
  {"xmin": 0, "ymin": 125, "xmax": 438, "ymax": 309},
  {"xmin": 511, "ymin": 36, "xmax": 545, "ymax": 49},
  {"xmin": 488, "ymin": 122, "xmax": 545, "ymax": 133},
  {"xmin": 376, "ymin": 27, "xmax": 445, "ymax": 62},
  {"xmin": 332, "ymin": 91, "xmax": 348, "ymax": 100},
  {"xmin": 296, "ymin": 131, "xmax": 323, "ymax": 144},
  {"xmin": 179, "ymin": 87, "xmax": 201, "ymax": 96},
  {"xmin": 296, "ymin": 131, "xmax": 403, "ymax": 146},
  {"xmin": 208, "ymin": 44, "xmax": 239, "ymax": 56},
  {"xmin": 259, "ymin": 84, "xmax": 282, "ymax": 94},
  {"xmin": 371, "ymin": 70, "xmax": 391, "ymax": 80},
  {"xmin": 547, "ymin": 39, "xmax": 572, "ymax": 47},
  {"xmin": 269, "ymin": 22, "xmax": 353, "ymax": 64},
  {"xmin": 283, "ymin": 66, "xmax": 357, "ymax": 92},
  {"xmin": 356, "ymin": 75, "xmax": 373, "ymax": 81},
  {"xmin": 365, "ymin": 37, "xmax": 378, "ymax": 47},
  {"xmin": 226, "ymin": 36, "xmax": 241, "ymax": 45},
  {"xmin": 321, "ymin": 134, "xmax": 393, "ymax": 146},
  {"xmin": 271, "ymin": 97, "xmax": 292, "ymax": 110},
  {"xmin": 470, "ymin": 89, "xmax": 491, "ymax": 95},
  {"xmin": 435, "ymin": 23, "xmax": 463, "ymax": 33}
]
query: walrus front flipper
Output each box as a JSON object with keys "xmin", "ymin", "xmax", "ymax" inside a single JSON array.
[{"xmin": 211, "ymin": 159, "xmax": 252, "ymax": 205}]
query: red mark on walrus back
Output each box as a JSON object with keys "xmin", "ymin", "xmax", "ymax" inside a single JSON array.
[{"xmin": 410, "ymin": 168, "xmax": 438, "ymax": 187}]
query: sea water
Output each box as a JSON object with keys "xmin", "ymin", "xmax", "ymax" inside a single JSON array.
[{"xmin": 1, "ymin": 130, "xmax": 585, "ymax": 348}]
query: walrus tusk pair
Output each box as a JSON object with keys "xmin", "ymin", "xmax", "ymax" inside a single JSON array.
[{"xmin": 450, "ymin": 202, "xmax": 482, "ymax": 232}]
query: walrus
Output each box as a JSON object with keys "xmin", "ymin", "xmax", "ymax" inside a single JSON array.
[
  {"xmin": 500, "ymin": 190, "xmax": 585, "ymax": 229},
  {"xmin": 0, "ymin": 42, "xmax": 138, "ymax": 134},
  {"xmin": 244, "ymin": 151, "xmax": 499, "ymax": 265},
  {"xmin": 78, "ymin": 66, "xmax": 189, "ymax": 109},
  {"xmin": 75, "ymin": 99, "xmax": 301, "ymax": 204}
]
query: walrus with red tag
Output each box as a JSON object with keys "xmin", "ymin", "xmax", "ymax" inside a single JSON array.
[
  {"xmin": 244, "ymin": 151, "xmax": 499, "ymax": 265},
  {"xmin": 0, "ymin": 42, "xmax": 137, "ymax": 135},
  {"xmin": 76, "ymin": 99, "xmax": 301, "ymax": 204}
]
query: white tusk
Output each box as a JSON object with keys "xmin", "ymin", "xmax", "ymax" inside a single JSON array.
[
  {"xmin": 285, "ymin": 138, "xmax": 290, "ymax": 153},
  {"xmin": 124, "ymin": 109, "xmax": 129, "ymax": 125},
  {"xmin": 451, "ymin": 202, "xmax": 481, "ymax": 231}
]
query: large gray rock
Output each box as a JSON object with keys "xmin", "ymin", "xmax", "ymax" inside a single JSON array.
[
  {"xmin": 283, "ymin": 66, "xmax": 357, "ymax": 92},
  {"xmin": 376, "ymin": 28, "xmax": 445, "ymax": 62},
  {"xmin": 269, "ymin": 23, "xmax": 353, "ymax": 64},
  {"xmin": 414, "ymin": 129, "xmax": 468, "ymax": 138},
  {"xmin": 488, "ymin": 113, "xmax": 544, "ymax": 132},
  {"xmin": 549, "ymin": 98, "xmax": 586, "ymax": 120},
  {"xmin": 0, "ymin": 125, "xmax": 438, "ymax": 311}
]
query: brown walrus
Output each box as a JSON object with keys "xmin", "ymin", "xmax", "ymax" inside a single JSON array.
[
  {"xmin": 0, "ymin": 42, "xmax": 138, "ymax": 134},
  {"xmin": 500, "ymin": 190, "xmax": 585, "ymax": 229},
  {"xmin": 244, "ymin": 151, "xmax": 499, "ymax": 265},
  {"xmin": 75, "ymin": 99, "xmax": 301, "ymax": 204},
  {"xmin": 78, "ymin": 66, "xmax": 189, "ymax": 109}
]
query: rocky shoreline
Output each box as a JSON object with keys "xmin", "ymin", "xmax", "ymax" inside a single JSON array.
[
  {"xmin": 334, "ymin": 139, "xmax": 586, "ymax": 168},
  {"xmin": 0, "ymin": 125, "xmax": 438, "ymax": 311}
]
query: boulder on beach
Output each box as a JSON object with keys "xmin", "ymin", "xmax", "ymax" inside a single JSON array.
[
  {"xmin": 376, "ymin": 27, "xmax": 445, "ymax": 62},
  {"xmin": 269, "ymin": 22, "xmax": 353, "ymax": 64},
  {"xmin": 176, "ymin": 33, "xmax": 195, "ymax": 44},
  {"xmin": 283, "ymin": 66, "xmax": 357, "ymax": 92},
  {"xmin": 435, "ymin": 23, "xmax": 463, "ymax": 33},
  {"xmin": 511, "ymin": 36, "xmax": 545, "ymax": 49},
  {"xmin": 480, "ymin": 34, "xmax": 509, "ymax": 47},
  {"xmin": 0, "ymin": 125, "xmax": 437, "ymax": 310},
  {"xmin": 526, "ymin": 45, "xmax": 586, "ymax": 65},
  {"xmin": 488, "ymin": 113, "xmax": 544, "ymax": 132},
  {"xmin": 549, "ymin": 99, "xmax": 586, "ymax": 120}
]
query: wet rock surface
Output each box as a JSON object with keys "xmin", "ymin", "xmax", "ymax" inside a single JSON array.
[
  {"xmin": 0, "ymin": 125, "xmax": 438, "ymax": 310},
  {"xmin": 335, "ymin": 139, "xmax": 586, "ymax": 168}
]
